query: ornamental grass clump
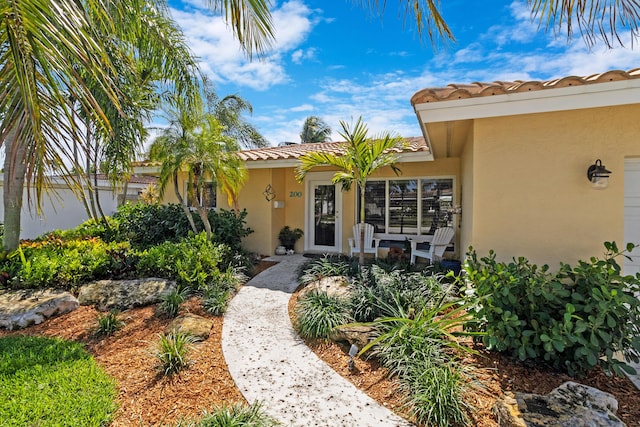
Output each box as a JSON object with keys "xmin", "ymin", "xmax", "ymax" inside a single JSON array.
[
  {"xmin": 159, "ymin": 287, "xmax": 189, "ymax": 318},
  {"xmin": 95, "ymin": 310, "xmax": 125, "ymax": 337},
  {"xmin": 294, "ymin": 291, "xmax": 352, "ymax": 339},
  {"xmin": 173, "ymin": 402, "xmax": 280, "ymax": 427},
  {"xmin": 155, "ymin": 330, "xmax": 195, "ymax": 376}
]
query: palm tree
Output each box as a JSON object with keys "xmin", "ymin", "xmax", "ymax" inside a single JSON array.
[
  {"xmin": 150, "ymin": 100, "xmax": 247, "ymax": 239},
  {"xmin": 300, "ymin": 116, "xmax": 332, "ymax": 144},
  {"xmin": 363, "ymin": 0, "xmax": 640, "ymax": 48},
  {"xmin": 296, "ymin": 117, "xmax": 404, "ymax": 265},
  {"xmin": 0, "ymin": 0, "xmax": 273, "ymax": 253},
  {"xmin": 204, "ymin": 79, "xmax": 268, "ymax": 149}
]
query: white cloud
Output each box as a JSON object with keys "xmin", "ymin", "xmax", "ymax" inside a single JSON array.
[
  {"xmin": 170, "ymin": 0, "xmax": 318, "ymax": 91},
  {"xmin": 290, "ymin": 104, "xmax": 315, "ymax": 112},
  {"xmin": 291, "ymin": 48, "xmax": 317, "ymax": 64}
]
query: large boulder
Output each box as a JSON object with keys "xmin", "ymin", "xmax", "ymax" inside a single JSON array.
[
  {"xmin": 166, "ymin": 313, "xmax": 213, "ymax": 341},
  {"xmin": 0, "ymin": 289, "xmax": 79, "ymax": 330},
  {"xmin": 493, "ymin": 382, "xmax": 625, "ymax": 427},
  {"xmin": 78, "ymin": 278, "xmax": 176, "ymax": 311}
]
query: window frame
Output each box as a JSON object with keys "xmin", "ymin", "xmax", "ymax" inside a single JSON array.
[
  {"xmin": 356, "ymin": 175, "xmax": 456, "ymax": 240},
  {"xmin": 184, "ymin": 181, "xmax": 217, "ymax": 209}
]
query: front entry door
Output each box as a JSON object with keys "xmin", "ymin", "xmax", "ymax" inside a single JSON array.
[{"xmin": 306, "ymin": 179, "xmax": 341, "ymax": 253}]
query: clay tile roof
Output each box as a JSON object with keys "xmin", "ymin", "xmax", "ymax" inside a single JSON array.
[
  {"xmin": 238, "ymin": 137, "xmax": 428, "ymax": 162},
  {"xmin": 411, "ymin": 68, "xmax": 640, "ymax": 105}
]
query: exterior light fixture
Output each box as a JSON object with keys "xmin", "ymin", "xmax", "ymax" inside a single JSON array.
[{"xmin": 587, "ymin": 159, "xmax": 611, "ymax": 189}]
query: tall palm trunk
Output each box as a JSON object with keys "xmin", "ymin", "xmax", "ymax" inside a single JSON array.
[
  {"xmin": 3, "ymin": 129, "xmax": 26, "ymax": 253},
  {"xmin": 359, "ymin": 183, "xmax": 366, "ymax": 266}
]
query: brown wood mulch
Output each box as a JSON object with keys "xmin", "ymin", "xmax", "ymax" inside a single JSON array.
[{"xmin": 0, "ymin": 260, "xmax": 638, "ymax": 426}]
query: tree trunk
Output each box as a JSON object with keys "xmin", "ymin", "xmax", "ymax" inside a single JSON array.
[
  {"xmin": 197, "ymin": 206, "xmax": 212, "ymax": 240},
  {"xmin": 173, "ymin": 173, "xmax": 198, "ymax": 233},
  {"xmin": 3, "ymin": 129, "xmax": 26, "ymax": 253},
  {"xmin": 359, "ymin": 184, "xmax": 366, "ymax": 266}
]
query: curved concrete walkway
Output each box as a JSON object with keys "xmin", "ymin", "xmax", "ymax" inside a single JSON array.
[{"xmin": 222, "ymin": 254, "xmax": 413, "ymax": 427}]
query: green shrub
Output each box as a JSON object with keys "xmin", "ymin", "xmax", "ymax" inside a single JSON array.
[
  {"xmin": 156, "ymin": 330, "xmax": 195, "ymax": 376},
  {"xmin": 137, "ymin": 233, "xmax": 227, "ymax": 290},
  {"xmin": 208, "ymin": 208, "xmax": 254, "ymax": 252},
  {"xmin": 294, "ymin": 291, "xmax": 352, "ymax": 339},
  {"xmin": 5, "ymin": 237, "xmax": 130, "ymax": 289},
  {"xmin": 95, "ymin": 310, "xmax": 125, "ymax": 336},
  {"xmin": 465, "ymin": 241, "xmax": 640, "ymax": 377},
  {"xmin": 0, "ymin": 336, "xmax": 117, "ymax": 426},
  {"xmin": 172, "ymin": 402, "xmax": 279, "ymax": 427},
  {"xmin": 113, "ymin": 202, "xmax": 195, "ymax": 248}
]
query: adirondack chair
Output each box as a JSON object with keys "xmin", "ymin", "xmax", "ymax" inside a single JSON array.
[
  {"xmin": 348, "ymin": 223, "xmax": 380, "ymax": 259},
  {"xmin": 410, "ymin": 227, "xmax": 455, "ymax": 264}
]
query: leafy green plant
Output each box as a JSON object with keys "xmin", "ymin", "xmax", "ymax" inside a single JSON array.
[
  {"xmin": 349, "ymin": 265, "xmax": 450, "ymax": 322},
  {"xmin": 172, "ymin": 402, "xmax": 279, "ymax": 427},
  {"xmin": 95, "ymin": 310, "xmax": 125, "ymax": 337},
  {"xmin": 155, "ymin": 330, "xmax": 195, "ymax": 376},
  {"xmin": 294, "ymin": 291, "xmax": 352, "ymax": 339},
  {"xmin": 159, "ymin": 287, "xmax": 189, "ymax": 318},
  {"xmin": 464, "ymin": 241, "xmax": 640, "ymax": 377},
  {"xmin": 278, "ymin": 225, "xmax": 303, "ymax": 250},
  {"xmin": 137, "ymin": 233, "xmax": 228, "ymax": 290},
  {"xmin": 0, "ymin": 336, "xmax": 117, "ymax": 426}
]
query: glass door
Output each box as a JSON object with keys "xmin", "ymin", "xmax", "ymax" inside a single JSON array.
[{"xmin": 307, "ymin": 180, "xmax": 341, "ymax": 253}]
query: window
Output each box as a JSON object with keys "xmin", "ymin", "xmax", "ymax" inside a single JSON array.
[
  {"xmin": 358, "ymin": 177, "xmax": 454, "ymax": 235},
  {"xmin": 186, "ymin": 182, "xmax": 216, "ymax": 209}
]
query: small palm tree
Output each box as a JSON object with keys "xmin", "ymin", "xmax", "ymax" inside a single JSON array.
[
  {"xmin": 300, "ymin": 116, "xmax": 332, "ymax": 144},
  {"xmin": 296, "ymin": 117, "xmax": 404, "ymax": 265}
]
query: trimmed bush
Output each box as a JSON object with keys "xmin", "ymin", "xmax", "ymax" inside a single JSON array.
[{"xmin": 465, "ymin": 241, "xmax": 640, "ymax": 377}]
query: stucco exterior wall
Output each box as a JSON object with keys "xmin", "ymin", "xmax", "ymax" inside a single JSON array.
[
  {"xmin": 469, "ymin": 104, "xmax": 640, "ymax": 267},
  {"xmin": 460, "ymin": 124, "xmax": 475, "ymax": 258}
]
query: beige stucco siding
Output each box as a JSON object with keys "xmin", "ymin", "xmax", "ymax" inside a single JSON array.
[
  {"xmin": 460, "ymin": 124, "xmax": 475, "ymax": 257},
  {"xmin": 469, "ymin": 104, "xmax": 640, "ymax": 267}
]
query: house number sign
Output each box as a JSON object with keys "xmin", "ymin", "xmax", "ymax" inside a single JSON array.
[{"xmin": 289, "ymin": 191, "xmax": 302, "ymax": 198}]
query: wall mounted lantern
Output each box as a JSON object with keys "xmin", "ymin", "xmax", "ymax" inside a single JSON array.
[{"xmin": 587, "ymin": 159, "xmax": 612, "ymax": 189}]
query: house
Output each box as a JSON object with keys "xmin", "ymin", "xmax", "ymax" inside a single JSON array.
[
  {"xmin": 138, "ymin": 68, "xmax": 640, "ymax": 276},
  {"xmin": 0, "ymin": 174, "xmax": 155, "ymax": 239},
  {"xmin": 411, "ymin": 68, "xmax": 640, "ymax": 274}
]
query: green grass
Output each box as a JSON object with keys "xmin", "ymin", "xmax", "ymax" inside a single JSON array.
[{"xmin": 0, "ymin": 335, "xmax": 117, "ymax": 426}]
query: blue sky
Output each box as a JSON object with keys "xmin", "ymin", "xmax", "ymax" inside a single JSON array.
[{"xmin": 165, "ymin": 0, "xmax": 640, "ymax": 146}]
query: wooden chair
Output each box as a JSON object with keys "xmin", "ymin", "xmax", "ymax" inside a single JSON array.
[
  {"xmin": 410, "ymin": 227, "xmax": 455, "ymax": 264},
  {"xmin": 348, "ymin": 223, "xmax": 380, "ymax": 259}
]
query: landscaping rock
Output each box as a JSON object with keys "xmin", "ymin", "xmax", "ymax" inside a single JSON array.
[
  {"xmin": 492, "ymin": 392, "xmax": 526, "ymax": 427},
  {"xmin": 78, "ymin": 278, "xmax": 175, "ymax": 311},
  {"xmin": 330, "ymin": 324, "xmax": 376, "ymax": 349},
  {"xmin": 494, "ymin": 381, "xmax": 625, "ymax": 427},
  {"xmin": 299, "ymin": 276, "xmax": 352, "ymax": 299},
  {"xmin": 0, "ymin": 289, "xmax": 79, "ymax": 330},
  {"xmin": 166, "ymin": 313, "xmax": 213, "ymax": 341}
]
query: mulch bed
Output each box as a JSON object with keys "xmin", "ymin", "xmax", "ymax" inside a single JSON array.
[{"xmin": 1, "ymin": 260, "xmax": 639, "ymax": 426}]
